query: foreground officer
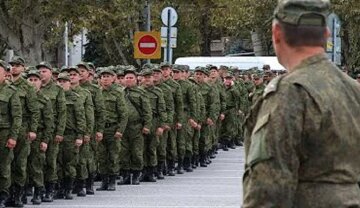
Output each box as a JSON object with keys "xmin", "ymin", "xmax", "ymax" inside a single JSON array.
[
  {"xmin": 243, "ymin": 0, "xmax": 360, "ymax": 207},
  {"xmin": 0, "ymin": 60, "xmax": 22, "ymax": 208}
]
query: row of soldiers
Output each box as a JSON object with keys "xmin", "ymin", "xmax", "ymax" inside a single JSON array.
[{"xmin": 0, "ymin": 55, "xmax": 274, "ymax": 207}]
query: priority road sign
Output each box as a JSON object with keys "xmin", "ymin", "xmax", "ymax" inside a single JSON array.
[{"xmin": 134, "ymin": 32, "xmax": 161, "ymax": 59}]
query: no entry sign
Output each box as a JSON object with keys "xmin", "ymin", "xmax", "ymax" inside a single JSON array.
[{"xmin": 134, "ymin": 32, "xmax": 161, "ymax": 59}]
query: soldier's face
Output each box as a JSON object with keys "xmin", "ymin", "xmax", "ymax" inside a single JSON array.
[
  {"xmin": 57, "ymin": 79, "xmax": 71, "ymax": 91},
  {"xmin": 195, "ymin": 71, "xmax": 205, "ymax": 83},
  {"xmin": 161, "ymin": 67, "xmax": 171, "ymax": 78},
  {"xmin": 79, "ymin": 67, "xmax": 90, "ymax": 81},
  {"xmin": 100, "ymin": 73, "xmax": 114, "ymax": 87},
  {"xmin": 143, "ymin": 75, "xmax": 154, "ymax": 87},
  {"xmin": 0, "ymin": 67, "xmax": 6, "ymax": 83},
  {"xmin": 172, "ymin": 71, "xmax": 181, "ymax": 80},
  {"xmin": 224, "ymin": 77, "xmax": 233, "ymax": 87},
  {"xmin": 10, "ymin": 64, "xmax": 24, "ymax": 76},
  {"xmin": 39, "ymin": 67, "xmax": 52, "ymax": 83},
  {"xmin": 209, "ymin": 69, "xmax": 218, "ymax": 79},
  {"xmin": 69, "ymin": 71, "xmax": 80, "ymax": 85},
  {"xmin": 124, "ymin": 73, "xmax": 137, "ymax": 87},
  {"xmin": 27, "ymin": 75, "xmax": 41, "ymax": 91},
  {"xmin": 117, "ymin": 76, "xmax": 125, "ymax": 86},
  {"xmin": 254, "ymin": 78, "xmax": 263, "ymax": 86},
  {"xmin": 153, "ymin": 71, "xmax": 162, "ymax": 83}
]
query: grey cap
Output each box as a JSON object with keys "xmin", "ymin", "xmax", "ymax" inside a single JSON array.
[
  {"xmin": 274, "ymin": 0, "xmax": 330, "ymax": 26},
  {"xmin": 36, "ymin": 61, "xmax": 52, "ymax": 70},
  {"xmin": 57, "ymin": 72, "xmax": 70, "ymax": 81},
  {"xmin": 27, "ymin": 70, "xmax": 41, "ymax": 79},
  {"xmin": 77, "ymin": 61, "xmax": 90, "ymax": 70},
  {"xmin": 100, "ymin": 68, "xmax": 116, "ymax": 76},
  {"xmin": 9, "ymin": 56, "xmax": 25, "ymax": 66}
]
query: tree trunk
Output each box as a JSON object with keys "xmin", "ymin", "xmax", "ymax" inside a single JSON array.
[
  {"xmin": 112, "ymin": 38, "xmax": 129, "ymax": 65},
  {"xmin": 251, "ymin": 29, "xmax": 266, "ymax": 56},
  {"xmin": 199, "ymin": 8, "xmax": 212, "ymax": 56}
]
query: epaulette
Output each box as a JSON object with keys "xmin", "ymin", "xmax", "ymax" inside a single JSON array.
[
  {"xmin": 72, "ymin": 91, "xmax": 80, "ymax": 98},
  {"xmin": 263, "ymin": 75, "xmax": 284, "ymax": 97},
  {"xmin": 6, "ymin": 84, "xmax": 17, "ymax": 91}
]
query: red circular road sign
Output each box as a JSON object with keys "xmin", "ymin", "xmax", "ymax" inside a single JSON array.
[{"xmin": 138, "ymin": 35, "xmax": 158, "ymax": 55}]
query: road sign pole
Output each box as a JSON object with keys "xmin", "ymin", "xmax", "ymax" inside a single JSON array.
[
  {"xmin": 166, "ymin": 9, "xmax": 171, "ymax": 64},
  {"xmin": 146, "ymin": 0, "xmax": 151, "ymax": 64}
]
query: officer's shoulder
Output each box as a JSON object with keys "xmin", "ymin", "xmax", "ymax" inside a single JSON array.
[
  {"xmin": 6, "ymin": 84, "xmax": 17, "ymax": 92},
  {"xmin": 262, "ymin": 76, "xmax": 284, "ymax": 97}
]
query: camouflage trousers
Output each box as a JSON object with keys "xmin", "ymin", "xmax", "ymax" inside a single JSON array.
[
  {"xmin": 12, "ymin": 127, "xmax": 30, "ymax": 187},
  {"xmin": 191, "ymin": 129, "xmax": 200, "ymax": 157},
  {"xmin": 98, "ymin": 125, "xmax": 121, "ymax": 176},
  {"xmin": 0, "ymin": 129, "xmax": 14, "ymax": 196},
  {"xmin": 221, "ymin": 108, "xmax": 238, "ymax": 141},
  {"xmin": 76, "ymin": 143, "xmax": 93, "ymax": 180},
  {"xmin": 57, "ymin": 131, "xmax": 79, "ymax": 180},
  {"xmin": 166, "ymin": 126, "xmax": 177, "ymax": 161},
  {"xmin": 44, "ymin": 135, "xmax": 59, "ymax": 183},
  {"xmin": 28, "ymin": 133, "xmax": 46, "ymax": 188},
  {"xmin": 157, "ymin": 132, "xmax": 167, "ymax": 163},
  {"xmin": 199, "ymin": 124, "xmax": 211, "ymax": 155},
  {"xmin": 120, "ymin": 123, "xmax": 144, "ymax": 171}
]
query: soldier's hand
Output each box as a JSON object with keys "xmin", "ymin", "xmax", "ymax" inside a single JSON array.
[
  {"xmin": 175, "ymin": 123, "xmax": 182, "ymax": 130},
  {"xmin": 219, "ymin": 114, "xmax": 225, "ymax": 121},
  {"xmin": 95, "ymin": 132, "xmax": 103, "ymax": 142},
  {"xmin": 196, "ymin": 124, "xmax": 202, "ymax": 130},
  {"xmin": 75, "ymin": 139, "xmax": 83, "ymax": 147},
  {"xmin": 163, "ymin": 125, "xmax": 171, "ymax": 131},
  {"xmin": 6, "ymin": 138, "xmax": 16, "ymax": 150},
  {"xmin": 188, "ymin": 119, "xmax": 198, "ymax": 129},
  {"xmin": 55, "ymin": 135, "xmax": 64, "ymax": 143},
  {"xmin": 27, "ymin": 132, "xmax": 37, "ymax": 141},
  {"xmin": 206, "ymin": 118, "xmax": 214, "ymax": 126},
  {"xmin": 84, "ymin": 135, "xmax": 91, "ymax": 144},
  {"xmin": 156, "ymin": 127, "xmax": 164, "ymax": 136},
  {"xmin": 40, "ymin": 142, "xmax": 48, "ymax": 152},
  {"xmin": 142, "ymin": 128, "xmax": 150, "ymax": 135},
  {"xmin": 114, "ymin": 132, "xmax": 123, "ymax": 140}
]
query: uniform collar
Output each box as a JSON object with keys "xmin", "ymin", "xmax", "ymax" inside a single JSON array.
[{"xmin": 292, "ymin": 53, "xmax": 328, "ymax": 72}]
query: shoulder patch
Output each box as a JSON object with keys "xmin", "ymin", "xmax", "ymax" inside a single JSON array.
[{"xmin": 263, "ymin": 76, "xmax": 284, "ymax": 97}]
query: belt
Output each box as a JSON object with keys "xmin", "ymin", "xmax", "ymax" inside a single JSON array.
[{"xmin": 105, "ymin": 122, "xmax": 117, "ymax": 128}]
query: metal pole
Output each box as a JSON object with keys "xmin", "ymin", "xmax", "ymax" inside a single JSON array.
[
  {"xmin": 64, "ymin": 22, "xmax": 69, "ymax": 66},
  {"xmin": 146, "ymin": 0, "xmax": 151, "ymax": 64},
  {"xmin": 166, "ymin": 9, "xmax": 171, "ymax": 64}
]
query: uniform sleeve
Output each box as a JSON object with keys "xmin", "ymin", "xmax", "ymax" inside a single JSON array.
[
  {"xmin": 207, "ymin": 87, "xmax": 217, "ymax": 122},
  {"xmin": 74, "ymin": 97, "xmax": 86, "ymax": 139},
  {"xmin": 219, "ymin": 85, "xmax": 227, "ymax": 114},
  {"xmin": 157, "ymin": 90, "xmax": 167, "ymax": 127},
  {"xmin": 141, "ymin": 92, "xmax": 153, "ymax": 130},
  {"xmin": 9, "ymin": 92, "xmax": 22, "ymax": 140},
  {"xmin": 94, "ymin": 88, "xmax": 105, "ymax": 133},
  {"xmin": 115, "ymin": 90, "xmax": 128, "ymax": 133},
  {"xmin": 42, "ymin": 99, "xmax": 54, "ymax": 144},
  {"xmin": 164, "ymin": 88, "xmax": 174, "ymax": 125},
  {"xmin": 56, "ymin": 88, "xmax": 67, "ymax": 136},
  {"xmin": 174, "ymin": 84, "xmax": 184, "ymax": 123},
  {"xmin": 85, "ymin": 92, "xmax": 95, "ymax": 137},
  {"xmin": 242, "ymin": 82, "xmax": 315, "ymax": 208},
  {"xmin": 27, "ymin": 86, "xmax": 40, "ymax": 132},
  {"xmin": 188, "ymin": 84, "xmax": 197, "ymax": 120}
]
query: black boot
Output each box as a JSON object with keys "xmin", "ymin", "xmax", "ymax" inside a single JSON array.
[
  {"xmin": 21, "ymin": 191, "xmax": 27, "ymax": 205},
  {"xmin": 139, "ymin": 169, "xmax": 146, "ymax": 182},
  {"xmin": 117, "ymin": 171, "xmax": 131, "ymax": 185},
  {"xmin": 176, "ymin": 159, "xmax": 184, "ymax": 174},
  {"xmin": 72, "ymin": 179, "xmax": 80, "ymax": 194},
  {"xmin": 25, "ymin": 185, "xmax": 32, "ymax": 197},
  {"xmin": 229, "ymin": 139, "xmax": 236, "ymax": 149},
  {"xmin": 107, "ymin": 175, "xmax": 116, "ymax": 191},
  {"xmin": 0, "ymin": 192, "xmax": 8, "ymax": 208},
  {"xmin": 156, "ymin": 162, "xmax": 165, "ymax": 180},
  {"xmin": 54, "ymin": 181, "xmax": 65, "ymax": 200},
  {"xmin": 32, "ymin": 187, "xmax": 42, "ymax": 205},
  {"xmin": 145, "ymin": 167, "xmax": 156, "ymax": 182},
  {"xmin": 77, "ymin": 180, "xmax": 86, "ymax": 197},
  {"xmin": 191, "ymin": 155, "xmax": 198, "ymax": 169},
  {"xmin": 222, "ymin": 139, "xmax": 229, "ymax": 151},
  {"xmin": 210, "ymin": 147, "xmax": 216, "ymax": 159},
  {"xmin": 64, "ymin": 178, "xmax": 73, "ymax": 200},
  {"xmin": 200, "ymin": 154, "xmax": 207, "ymax": 167},
  {"xmin": 131, "ymin": 170, "xmax": 141, "ymax": 185},
  {"xmin": 42, "ymin": 182, "xmax": 55, "ymax": 202},
  {"xmin": 86, "ymin": 175, "xmax": 95, "ymax": 195},
  {"xmin": 206, "ymin": 152, "xmax": 212, "ymax": 164},
  {"xmin": 167, "ymin": 160, "xmax": 175, "ymax": 176},
  {"xmin": 184, "ymin": 157, "xmax": 193, "ymax": 172},
  {"xmin": 96, "ymin": 175, "xmax": 108, "ymax": 191},
  {"xmin": 13, "ymin": 185, "xmax": 24, "ymax": 207}
]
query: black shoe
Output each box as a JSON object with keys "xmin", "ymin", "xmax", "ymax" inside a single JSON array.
[
  {"xmin": 156, "ymin": 162, "xmax": 165, "ymax": 180},
  {"xmin": 42, "ymin": 183, "xmax": 55, "ymax": 202},
  {"xmin": 176, "ymin": 159, "xmax": 185, "ymax": 174},
  {"xmin": 96, "ymin": 175, "xmax": 108, "ymax": 191},
  {"xmin": 167, "ymin": 160, "xmax": 176, "ymax": 176},
  {"xmin": 131, "ymin": 171, "xmax": 141, "ymax": 185},
  {"xmin": 229, "ymin": 140, "xmax": 236, "ymax": 149},
  {"xmin": 25, "ymin": 186, "xmax": 33, "ymax": 197},
  {"xmin": 77, "ymin": 180, "xmax": 86, "ymax": 197},
  {"xmin": 144, "ymin": 167, "xmax": 157, "ymax": 182},
  {"xmin": 13, "ymin": 185, "xmax": 24, "ymax": 207},
  {"xmin": 32, "ymin": 187, "xmax": 42, "ymax": 205},
  {"xmin": 222, "ymin": 143, "xmax": 229, "ymax": 151},
  {"xmin": 184, "ymin": 157, "xmax": 193, "ymax": 172},
  {"xmin": 64, "ymin": 178, "xmax": 74, "ymax": 200},
  {"xmin": 117, "ymin": 171, "xmax": 131, "ymax": 185},
  {"xmin": 200, "ymin": 155, "xmax": 207, "ymax": 167},
  {"xmin": 139, "ymin": 169, "xmax": 146, "ymax": 182},
  {"xmin": 107, "ymin": 175, "xmax": 116, "ymax": 191},
  {"xmin": 86, "ymin": 176, "xmax": 95, "ymax": 195}
]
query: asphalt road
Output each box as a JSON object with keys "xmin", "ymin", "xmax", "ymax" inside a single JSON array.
[{"xmin": 27, "ymin": 147, "xmax": 244, "ymax": 208}]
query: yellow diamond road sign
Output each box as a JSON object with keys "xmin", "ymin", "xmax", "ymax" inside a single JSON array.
[{"xmin": 134, "ymin": 32, "xmax": 161, "ymax": 59}]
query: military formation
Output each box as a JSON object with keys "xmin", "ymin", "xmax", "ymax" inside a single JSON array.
[{"xmin": 0, "ymin": 54, "xmax": 285, "ymax": 208}]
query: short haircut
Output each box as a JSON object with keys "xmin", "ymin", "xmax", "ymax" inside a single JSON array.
[{"xmin": 278, "ymin": 20, "xmax": 327, "ymax": 47}]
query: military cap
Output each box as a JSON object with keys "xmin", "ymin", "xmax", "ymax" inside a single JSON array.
[
  {"xmin": 194, "ymin": 66, "xmax": 209, "ymax": 75},
  {"xmin": 0, "ymin": 60, "xmax": 8, "ymax": 69},
  {"xmin": 152, "ymin": 65, "xmax": 162, "ymax": 72},
  {"xmin": 274, "ymin": 0, "xmax": 330, "ymax": 26},
  {"xmin": 100, "ymin": 68, "xmax": 115, "ymax": 76},
  {"xmin": 219, "ymin": 65, "xmax": 229, "ymax": 71},
  {"xmin": 142, "ymin": 63, "xmax": 153, "ymax": 70},
  {"xmin": 116, "ymin": 69, "xmax": 125, "ymax": 76},
  {"xmin": 52, "ymin": 68, "xmax": 60, "ymax": 74},
  {"xmin": 141, "ymin": 68, "xmax": 153, "ymax": 76},
  {"xmin": 224, "ymin": 72, "xmax": 234, "ymax": 79},
  {"xmin": 9, "ymin": 56, "xmax": 25, "ymax": 66},
  {"xmin": 252, "ymin": 73, "xmax": 262, "ymax": 79},
  {"xmin": 57, "ymin": 72, "xmax": 70, "ymax": 81},
  {"xmin": 87, "ymin": 62, "xmax": 95, "ymax": 70},
  {"xmin": 183, "ymin": 65, "xmax": 190, "ymax": 72},
  {"xmin": 27, "ymin": 70, "xmax": 41, "ymax": 79},
  {"xmin": 36, "ymin": 61, "xmax": 52, "ymax": 70},
  {"xmin": 262, "ymin": 64, "xmax": 271, "ymax": 70},
  {"xmin": 208, "ymin": 65, "xmax": 218, "ymax": 71},
  {"xmin": 172, "ymin": 64, "xmax": 182, "ymax": 72},
  {"xmin": 124, "ymin": 67, "xmax": 137, "ymax": 75},
  {"xmin": 67, "ymin": 66, "xmax": 80, "ymax": 74},
  {"xmin": 77, "ymin": 61, "xmax": 90, "ymax": 70},
  {"xmin": 160, "ymin": 62, "xmax": 171, "ymax": 68},
  {"xmin": 230, "ymin": 66, "xmax": 240, "ymax": 72}
]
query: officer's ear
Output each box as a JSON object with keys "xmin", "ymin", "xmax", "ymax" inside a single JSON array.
[{"xmin": 272, "ymin": 20, "xmax": 282, "ymax": 45}]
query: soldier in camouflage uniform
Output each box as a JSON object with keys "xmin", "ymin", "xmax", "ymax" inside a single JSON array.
[
  {"xmin": 8, "ymin": 57, "xmax": 40, "ymax": 207},
  {"xmin": 0, "ymin": 60, "xmax": 22, "ymax": 208},
  {"xmin": 141, "ymin": 68, "xmax": 167, "ymax": 181},
  {"xmin": 56, "ymin": 73, "xmax": 86, "ymax": 200},
  {"xmin": 248, "ymin": 74, "xmax": 265, "ymax": 105},
  {"xmin": 243, "ymin": 0, "xmax": 360, "ymax": 207},
  {"xmin": 119, "ymin": 68, "xmax": 152, "ymax": 185},
  {"xmin": 152, "ymin": 67, "xmax": 174, "ymax": 179},
  {"xmin": 78, "ymin": 62, "xmax": 105, "ymax": 195},
  {"xmin": 37, "ymin": 62, "xmax": 67, "ymax": 203},
  {"xmin": 96, "ymin": 69, "xmax": 128, "ymax": 191},
  {"xmin": 26, "ymin": 70, "xmax": 54, "ymax": 205}
]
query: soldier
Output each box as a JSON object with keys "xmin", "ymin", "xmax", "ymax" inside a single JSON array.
[
  {"xmin": 248, "ymin": 74, "xmax": 265, "ymax": 105},
  {"xmin": 160, "ymin": 63, "xmax": 183, "ymax": 176},
  {"xmin": 78, "ymin": 62, "xmax": 105, "ymax": 195},
  {"xmin": 8, "ymin": 56, "xmax": 40, "ymax": 207},
  {"xmin": 141, "ymin": 68, "xmax": 167, "ymax": 181},
  {"xmin": 0, "ymin": 60, "xmax": 22, "ymax": 208},
  {"xmin": 119, "ymin": 68, "xmax": 152, "ymax": 185},
  {"xmin": 26, "ymin": 70, "xmax": 54, "ymax": 205},
  {"xmin": 36, "ymin": 62, "xmax": 67, "ymax": 202},
  {"xmin": 96, "ymin": 69, "xmax": 128, "ymax": 191},
  {"xmin": 56, "ymin": 73, "xmax": 86, "ymax": 200},
  {"xmin": 152, "ymin": 67, "xmax": 174, "ymax": 179},
  {"xmin": 243, "ymin": 0, "xmax": 360, "ymax": 207}
]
